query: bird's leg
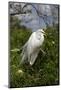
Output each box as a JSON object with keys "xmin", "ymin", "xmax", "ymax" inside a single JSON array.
[{"xmin": 40, "ymin": 48, "xmax": 46, "ymax": 55}]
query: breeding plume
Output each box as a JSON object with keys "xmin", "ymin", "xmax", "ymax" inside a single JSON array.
[{"xmin": 20, "ymin": 29, "xmax": 46, "ymax": 66}]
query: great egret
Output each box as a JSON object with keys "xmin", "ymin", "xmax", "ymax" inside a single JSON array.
[{"xmin": 20, "ymin": 29, "xmax": 46, "ymax": 66}]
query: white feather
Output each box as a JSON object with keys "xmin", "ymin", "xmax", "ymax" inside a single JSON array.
[{"xmin": 20, "ymin": 29, "xmax": 45, "ymax": 65}]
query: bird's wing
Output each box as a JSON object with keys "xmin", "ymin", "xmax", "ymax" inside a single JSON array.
[{"xmin": 20, "ymin": 33, "xmax": 33, "ymax": 64}]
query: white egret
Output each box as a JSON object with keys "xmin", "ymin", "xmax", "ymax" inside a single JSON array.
[{"xmin": 20, "ymin": 29, "xmax": 46, "ymax": 66}]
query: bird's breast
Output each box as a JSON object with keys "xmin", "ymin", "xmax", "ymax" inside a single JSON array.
[
  {"xmin": 34, "ymin": 34, "xmax": 44, "ymax": 47},
  {"xmin": 29, "ymin": 34, "xmax": 44, "ymax": 49},
  {"xmin": 27, "ymin": 32, "xmax": 44, "ymax": 54}
]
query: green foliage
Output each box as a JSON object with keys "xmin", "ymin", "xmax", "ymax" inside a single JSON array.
[
  {"xmin": 10, "ymin": 28, "xmax": 32, "ymax": 49},
  {"xmin": 9, "ymin": 16, "xmax": 59, "ymax": 88}
]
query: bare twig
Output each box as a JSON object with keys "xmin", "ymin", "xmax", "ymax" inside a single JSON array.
[{"xmin": 40, "ymin": 48, "xmax": 46, "ymax": 55}]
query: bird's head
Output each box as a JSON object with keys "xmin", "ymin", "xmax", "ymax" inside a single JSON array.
[
  {"xmin": 36, "ymin": 29, "xmax": 46, "ymax": 36},
  {"xmin": 35, "ymin": 29, "xmax": 46, "ymax": 40}
]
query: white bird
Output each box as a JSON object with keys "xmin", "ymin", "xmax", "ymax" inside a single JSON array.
[{"xmin": 20, "ymin": 29, "xmax": 46, "ymax": 66}]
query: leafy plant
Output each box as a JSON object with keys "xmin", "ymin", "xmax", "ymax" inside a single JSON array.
[{"xmin": 9, "ymin": 16, "xmax": 59, "ymax": 88}]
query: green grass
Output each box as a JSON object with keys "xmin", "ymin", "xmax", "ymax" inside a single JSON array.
[{"xmin": 9, "ymin": 25, "xmax": 59, "ymax": 88}]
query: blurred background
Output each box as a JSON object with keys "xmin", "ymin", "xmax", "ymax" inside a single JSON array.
[{"xmin": 9, "ymin": 2, "xmax": 59, "ymax": 31}]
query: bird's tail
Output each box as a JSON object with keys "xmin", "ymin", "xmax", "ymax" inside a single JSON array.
[{"xmin": 20, "ymin": 42, "xmax": 28, "ymax": 64}]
